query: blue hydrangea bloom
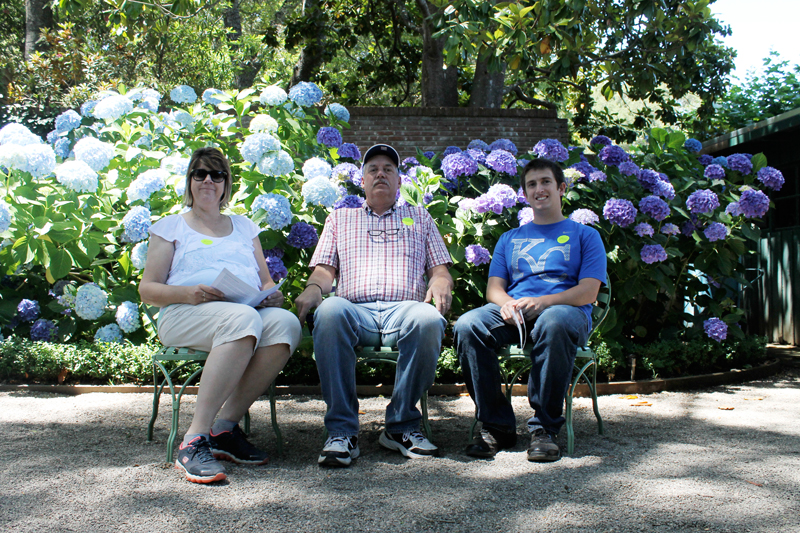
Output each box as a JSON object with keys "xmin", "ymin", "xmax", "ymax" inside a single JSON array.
[
  {"xmin": 661, "ymin": 223, "xmax": 680, "ymax": 236},
  {"xmin": 137, "ymin": 97, "xmax": 159, "ymax": 113},
  {"xmin": 698, "ymin": 154, "xmax": 713, "ymax": 166},
  {"xmin": 441, "ymin": 153, "xmax": 478, "ymax": 181},
  {"xmin": 257, "ymin": 150, "xmax": 294, "ymax": 177},
  {"xmin": 570, "ymin": 161, "xmax": 597, "ymax": 180},
  {"xmin": 598, "ymin": 145, "xmax": 629, "ymax": 166},
  {"xmin": 170, "ymin": 85, "xmax": 197, "ymax": 104},
  {"xmin": 240, "ymin": 133, "xmax": 280, "ymax": 163},
  {"xmin": 202, "ymin": 88, "xmax": 227, "ymax": 106},
  {"xmin": 0, "ymin": 144, "xmax": 27, "ymax": 171},
  {"xmin": 711, "ymin": 156, "xmax": 728, "ymax": 168},
  {"xmin": 704, "ymin": 164, "xmax": 726, "ymax": 180},
  {"xmin": 115, "ymin": 301, "xmax": 141, "ymax": 333},
  {"xmin": 55, "ymin": 160, "xmax": 99, "ymax": 193},
  {"xmin": 75, "ymin": 283, "xmax": 108, "ymax": 320},
  {"xmin": 756, "ymin": 166, "xmax": 784, "ymax": 190},
  {"xmin": 53, "ymin": 138, "xmax": 71, "ymax": 159},
  {"xmin": 95, "ymin": 323, "xmax": 123, "ymax": 343},
  {"xmin": 703, "ymin": 317, "xmax": 727, "ymax": 342},
  {"xmin": 634, "ymin": 222, "xmax": 655, "ymax": 237},
  {"xmin": 170, "ymin": 110, "xmax": 195, "ymax": 131},
  {"xmin": 603, "ymin": 198, "xmax": 637, "ymax": 227},
  {"xmin": 74, "ymin": 137, "xmax": 114, "ymax": 171},
  {"xmin": 473, "ymin": 184, "xmax": 518, "ymax": 214},
  {"xmin": 704, "ymin": 222, "xmax": 728, "ymax": 242},
  {"xmin": 251, "ymin": 193, "xmax": 293, "ymax": 230},
  {"xmin": 160, "ymin": 155, "xmax": 190, "ymax": 176},
  {"xmin": 686, "ymin": 189, "xmax": 720, "ymax": 214},
  {"xmin": 338, "ymin": 143, "xmax": 361, "ymax": 161},
  {"xmin": 485, "ymin": 149, "xmax": 517, "ymax": 175},
  {"xmin": 317, "ymin": 127, "xmax": 343, "ymax": 148},
  {"xmin": 589, "ymin": 135, "xmax": 612, "ymax": 147},
  {"xmin": 265, "ymin": 256, "xmax": 288, "ymax": 282},
  {"xmin": 401, "ymin": 157, "xmax": 420, "ymax": 172},
  {"xmin": 465, "ymin": 148, "xmax": 486, "ymax": 165},
  {"xmin": 55, "ymin": 110, "xmax": 82, "ymax": 134},
  {"xmin": 46, "ymin": 130, "xmax": 58, "ymax": 144},
  {"xmin": 93, "ymin": 94, "xmax": 134, "ymax": 121},
  {"xmin": 684, "ymin": 138, "xmax": 702, "ymax": 153},
  {"xmin": 639, "ymin": 195, "xmax": 670, "ymax": 221},
  {"xmin": 256, "ymin": 87, "xmax": 285, "ymax": 107},
  {"xmin": 637, "ymin": 169, "xmax": 662, "ymax": 193},
  {"xmin": 302, "ymin": 157, "xmax": 332, "ymax": 181},
  {"xmin": 287, "ymin": 221, "xmax": 319, "ymax": 248},
  {"xmin": 640, "ymin": 244, "xmax": 668, "ymax": 264},
  {"xmin": 468, "ymin": 139, "xmax": 490, "ymax": 151},
  {"xmin": 727, "ymin": 153, "xmax": 753, "ymax": 174},
  {"xmin": 423, "ymin": 151, "xmax": 435, "ymax": 160},
  {"xmin": 334, "ymin": 195, "xmax": 365, "ymax": 209},
  {"xmin": 324, "ymin": 103, "xmax": 350, "ymax": 122},
  {"xmin": 128, "ymin": 168, "xmax": 168, "ymax": 204},
  {"xmin": 589, "ymin": 171, "xmax": 607, "ymax": 182},
  {"xmin": 442, "ymin": 146, "xmax": 462, "ymax": 157},
  {"xmin": 465, "ymin": 244, "xmax": 491, "ymax": 265},
  {"xmin": 518, "ymin": 207, "xmax": 534, "ymax": 225},
  {"xmin": 131, "ymin": 242, "xmax": 148, "ymax": 269},
  {"xmin": 331, "ymin": 162, "xmax": 360, "ymax": 183},
  {"xmin": 22, "ymin": 143, "xmax": 57, "ymax": 177},
  {"xmin": 288, "ymin": 82, "xmax": 322, "ymax": 107},
  {"xmin": 619, "ymin": 161, "xmax": 639, "ymax": 176},
  {"xmin": 0, "ymin": 200, "xmax": 11, "ymax": 233},
  {"xmin": 302, "ymin": 176, "xmax": 339, "ymax": 207},
  {"xmin": 738, "ymin": 189, "xmax": 769, "ymax": 218},
  {"xmin": 17, "ymin": 299, "xmax": 40, "ymax": 321},
  {"xmin": 532, "ymin": 139, "xmax": 568, "ymax": 162},
  {"xmin": 653, "ymin": 179, "xmax": 676, "ymax": 200},
  {"xmin": 122, "ymin": 205, "xmax": 152, "ymax": 242},
  {"xmin": 489, "ymin": 139, "xmax": 518, "ymax": 155},
  {"xmin": 30, "ymin": 318, "xmax": 58, "ymax": 342},
  {"xmin": 80, "ymin": 100, "xmax": 98, "ymax": 117},
  {"xmin": 569, "ymin": 208, "xmax": 599, "ymax": 225}
]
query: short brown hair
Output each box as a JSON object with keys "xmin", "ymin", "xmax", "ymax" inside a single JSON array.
[
  {"xmin": 520, "ymin": 158, "xmax": 565, "ymax": 190},
  {"xmin": 183, "ymin": 147, "xmax": 233, "ymax": 209}
]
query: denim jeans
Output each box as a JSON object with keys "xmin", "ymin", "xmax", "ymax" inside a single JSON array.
[
  {"xmin": 453, "ymin": 303, "xmax": 588, "ymax": 435},
  {"xmin": 313, "ymin": 296, "xmax": 446, "ymax": 437}
]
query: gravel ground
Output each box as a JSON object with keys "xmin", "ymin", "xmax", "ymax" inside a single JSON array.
[{"xmin": 2, "ymin": 368, "xmax": 799, "ymax": 533}]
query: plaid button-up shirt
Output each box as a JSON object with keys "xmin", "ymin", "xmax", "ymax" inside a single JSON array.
[{"xmin": 309, "ymin": 203, "xmax": 453, "ymax": 303}]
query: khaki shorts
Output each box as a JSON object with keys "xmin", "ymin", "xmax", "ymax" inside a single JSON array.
[{"xmin": 157, "ymin": 302, "xmax": 302, "ymax": 354}]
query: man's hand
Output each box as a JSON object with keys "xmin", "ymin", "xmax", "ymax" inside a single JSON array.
[
  {"xmin": 499, "ymin": 299, "xmax": 521, "ymax": 325},
  {"xmin": 513, "ymin": 296, "xmax": 550, "ymax": 321},
  {"xmin": 295, "ymin": 285, "xmax": 323, "ymax": 327},
  {"xmin": 424, "ymin": 275, "xmax": 453, "ymax": 315}
]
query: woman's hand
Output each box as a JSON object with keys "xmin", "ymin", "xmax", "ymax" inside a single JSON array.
[
  {"xmin": 190, "ymin": 284, "xmax": 225, "ymax": 305},
  {"xmin": 257, "ymin": 290, "xmax": 284, "ymax": 308}
]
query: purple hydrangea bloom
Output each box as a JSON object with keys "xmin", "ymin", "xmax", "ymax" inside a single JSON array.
[
  {"xmin": 517, "ymin": 207, "xmax": 534, "ymax": 225},
  {"xmin": 712, "ymin": 156, "xmax": 728, "ymax": 168},
  {"xmin": 639, "ymin": 195, "xmax": 670, "ymax": 221},
  {"xmin": 423, "ymin": 151, "xmax": 435, "ymax": 160},
  {"xmin": 725, "ymin": 202, "xmax": 742, "ymax": 216},
  {"xmin": 489, "ymin": 139, "xmax": 518, "ymax": 155},
  {"xmin": 738, "ymin": 189, "xmax": 770, "ymax": 218},
  {"xmin": 570, "ymin": 162, "xmax": 596, "ymax": 180},
  {"xmin": 634, "ymin": 222, "xmax": 655, "ymax": 237},
  {"xmin": 653, "ymin": 179, "xmax": 676, "ymax": 200},
  {"xmin": 686, "ymin": 189, "xmax": 720, "ymax": 214},
  {"xmin": 619, "ymin": 161, "xmax": 640, "ymax": 176},
  {"xmin": 17, "ymin": 299, "xmax": 40, "ymax": 322},
  {"xmin": 468, "ymin": 139, "xmax": 490, "ymax": 151},
  {"xmin": 569, "ymin": 208, "xmax": 599, "ymax": 225},
  {"xmin": 30, "ymin": 318, "xmax": 58, "ymax": 342},
  {"xmin": 661, "ymin": 223, "xmax": 680, "ymax": 235},
  {"xmin": 637, "ymin": 169, "xmax": 661, "ymax": 193},
  {"xmin": 317, "ymin": 127, "xmax": 343, "ymax": 148},
  {"xmin": 465, "ymin": 244, "xmax": 491, "ymax": 265},
  {"xmin": 640, "ymin": 244, "xmax": 668, "ymax": 264},
  {"xmin": 703, "ymin": 317, "xmax": 728, "ymax": 342},
  {"xmin": 466, "ymin": 148, "xmax": 486, "ymax": 165},
  {"xmin": 443, "ymin": 146, "xmax": 462, "ymax": 157},
  {"xmin": 265, "ymin": 256, "xmax": 288, "ymax": 282},
  {"xmin": 441, "ymin": 153, "xmax": 478, "ymax": 181},
  {"xmin": 704, "ymin": 164, "xmax": 726, "ymax": 180},
  {"xmin": 589, "ymin": 171, "xmax": 607, "ymax": 182},
  {"xmin": 698, "ymin": 154, "xmax": 713, "ymax": 166},
  {"xmin": 286, "ymin": 222, "xmax": 319, "ymax": 249},
  {"xmin": 263, "ymin": 247, "xmax": 284, "ymax": 259},
  {"xmin": 532, "ymin": 139, "xmax": 568, "ymax": 162},
  {"xmin": 681, "ymin": 220, "xmax": 698, "ymax": 237},
  {"xmin": 598, "ymin": 145, "xmax": 629, "ymax": 166},
  {"xmin": 334, "ymin": 195, "xmax": 365, "ymax": 209},
  {"xmin": 331, "ymin": 162, "xmax": 359, "ymax": 183},
  {"xmin": 704, "ymin": 222, "xmax": 728, "ymax": 242},
  {"xmin": 473, "ymin": 184, "xmax": 518, "ymax": 214},
  {"xmin": 589, "ymin": 135, "xmax": 612, "ymax": 147},
  {"xmin": 603, "ymin": 198, "xmax": 637, "ymax": 227},
  {"xmin": 485, "ymin": 149, "xmax": 517, "ymax": 175},
  {"xmin": 338, "ymin": 143, "xmax": 361, "ymax": 161},
  {"xmin": 727, "ymin": 153, "xmax": 753, "ymax": 174},
  {"xmin": 517, "ymin": 187, "xmax": 528, "ymax": 205},
  {"xmin": 400, "ymin": 157, "xmax": 420, "ymax": 172},
  {"xmin": 756, "ymin": 166, "xmax": 784, "ymax": 190},
  {"xmin": 684, "ymin": 138, "xmax": 702, "ymax": 153}
]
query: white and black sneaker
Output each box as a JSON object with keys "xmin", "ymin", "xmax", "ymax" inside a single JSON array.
[
  {"xmin": 318, "ymin": 435, "xmax": 359, "ymax": 467},
  {"xmin": 379, "ymin": 430, "xmax": 439, "ymax": 458}
]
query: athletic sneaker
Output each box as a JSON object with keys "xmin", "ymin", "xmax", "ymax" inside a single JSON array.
[
  {"xmin": 527, "ymin": 428, "xmax": 561, "ymax": 462},
  {"xmin": 175, "ymin": 436, "xmax": 227, "ymax": 484},
  {"xmin": 318, "ymin": 436, "xmax": 360, "ymax": 467},
  {"xmin": 210, "ymin": 424, "xmax": 269, "ymax": 465},
  {"xmin": 379, "ymin": 430, "xmax": 439, "ymax": 458}
]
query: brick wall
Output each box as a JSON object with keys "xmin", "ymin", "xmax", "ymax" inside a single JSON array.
[{"xmin": 341, "ymin": 106, "xmax": 569, "ymax": 159}]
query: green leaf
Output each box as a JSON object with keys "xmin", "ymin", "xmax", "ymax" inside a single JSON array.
[
  {"xmin": 750, "ymin": 152, "xmax": 767, "ymax": 173},
  {"xmin": 48, "ymin": 248, "xmax": 72, "ymax": 280}
]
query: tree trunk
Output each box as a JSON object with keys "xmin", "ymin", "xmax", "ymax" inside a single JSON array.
[
  {"xmin": 417, "ymin": 0, "xmax": 458, "ymax": 107},
  {"xmin": 469, "ymin": 55, "xmax": 506, "ymax": 108},
  {"xmin": 24, "ymin": 0, "xmax": 53, "ymax": 60},
  {"xmin": 289, "ymin": 0, "xmax": 326, "ymax": 86},
  {"xmin": 223, "ymin": 0, "xmax": 261, "ymax": 89}
]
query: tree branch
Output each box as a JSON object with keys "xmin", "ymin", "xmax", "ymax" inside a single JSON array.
[
  {"xmin": 393, "ymin": 0, "xmax": 420, "ymax": 33},
  {"xmin": 506, "ymin": 85, "xmax": 557, "ymax": 109}
]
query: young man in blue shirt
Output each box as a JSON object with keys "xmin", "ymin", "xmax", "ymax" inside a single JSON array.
[{"xmin": 453, "ymin": 158, "xmax": 607, "ymax": 461}]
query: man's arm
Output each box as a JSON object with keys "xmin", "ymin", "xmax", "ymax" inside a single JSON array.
[
  {"xmin": 424, "ymin": 264, "xmax": 454, "ymax": 315},
  {"xmin": 294, "ymin": 264, "xmax": 336, "ymax": 327},
  {"xmin": 487, "ymin": 276, "xmax": 601, "ymax": 324}
]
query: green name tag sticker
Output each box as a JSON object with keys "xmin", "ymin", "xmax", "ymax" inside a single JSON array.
[
  {"xmin": 402, "ymin": 217, "xmax": 414, "ymax": 226},
  {"xmin": 557, "ymin": 235, "xmax": 569, "ymax": 244},
  {"xmin": 201, "ymin": 239, "xmax": 214, "ymax": 245}
]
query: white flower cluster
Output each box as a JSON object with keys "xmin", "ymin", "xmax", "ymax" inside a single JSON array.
[
  {"xmin": 170, "ymin": 85, "xmax": 197, "ymax": 104},
  {"xmin": 55, "ymin": 110, "xmax": 82, "ymax": 134},
  {"xmin": 131, "ymin": 242, "xmax": 148, "ymax": 269},
  {"xmin": 94, "ymin": 323, "xmax": 123, "ymax": 343},
  {"xmin": 93, "ymin": 94, "xmax": 134, "ymax": 121},
  {"xmin": 161, "ymin": 155, "xmax": 190, "ymax": 177},
  {"xmin": 55, "ymin": 160, "xmax": 99, "ymax": 193},
  {"xmin": 115, "ymin": 301, "xmax": 141, "ymax": 333},
  {"xmin": 122, "ymin": 205, "xmax": 152, "ymax": 242},
  {"xmin": 259, "ymin": 86, "xmax": 287, "ymax": 106},
  {"xmin": 21, "ymin": 144, "xmax": 57, "ymax": 178},
  {"xmin": 302, "ymin": 157, "xmax": 332, "ymax": 181},
  {"xmin": 74, "ymin": 137, "xmax": 114, "ymax": 171},
  {"xmin": 75, "ymin": 283, "xmax": 108, "ymax": 320},
  {"xmin": 0, "ymin": 123, "xmax": 42, "ymax": 146},
  {"xmin": 302, "ymin": 177, "xmax": 339, "ymax": 208},
  {"xmin": 239, "ymin": 133, "xmax": 281, "ymax": 164},
  {"xmin": 249, "ymin": 114, "xmax": 278, "ymax": 134},
  {"xmin": 257, "ymin": 150, "xmax": 294, "ymax": 177},
  {"xmin": 0, "ymin": 200, "xmax": 11, "ymax": 233},
  {"xmin": 127, "ymin": 168, "xmax": 168, "ymax": 203},
  {"xmin": 251, "ymin": 193, "xmax": 293, "ymax": 230}
]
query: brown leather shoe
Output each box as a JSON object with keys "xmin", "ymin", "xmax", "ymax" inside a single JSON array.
[
  {"xmin": 527, "ymin": 428, "xmax": 561, "ymax": 462},
  {"xmin": 465, "ymin": 428, "xmax": 517, "ymax": 458}
]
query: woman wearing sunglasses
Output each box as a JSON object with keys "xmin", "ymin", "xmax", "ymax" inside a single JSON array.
[{"xmin": 139, "ymin": 147, "xmax": 301, "ymax": 484}]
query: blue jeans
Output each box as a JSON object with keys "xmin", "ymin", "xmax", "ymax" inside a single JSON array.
[
  {"xmin": 453, "ymin": 303, "xmax": 588, "ymax": 435},
  {"xmin": 313, "ymin": 296, "xmax": 446, "ymax": 437}
]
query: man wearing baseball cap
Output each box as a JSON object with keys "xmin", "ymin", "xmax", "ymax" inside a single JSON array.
[{"xmin": 295, "ymin": 144, "xmax": 454, "ymax": 467}]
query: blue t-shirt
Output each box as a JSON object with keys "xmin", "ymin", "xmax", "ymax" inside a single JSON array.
[{"xmin": 488, "ymin": 218, "xmax": 607, "ymax": 329}]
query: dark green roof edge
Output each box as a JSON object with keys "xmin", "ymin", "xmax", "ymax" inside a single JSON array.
[{"xmin": 702, "ymin": 107, "xmax": 800, "ymax": 154}]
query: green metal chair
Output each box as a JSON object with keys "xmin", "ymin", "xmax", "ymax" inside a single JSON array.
[
  {"xmin": 469, "ymin": 277, "xmax": 611, "ymax": 455},
  {"xmin": 143, "ymin": 306, "xmax": 282, "ymax": 463}
]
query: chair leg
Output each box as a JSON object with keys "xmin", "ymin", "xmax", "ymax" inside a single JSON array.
[
  {"xmin": 565, "ymin": 380, "xmax": 577, "ymax": 456},
  {"xmin": 269, "ymin": 382, "xmax": 283, "ymax": 456},
  {"xmin": 469, "ymin": 411, "xmax": 479, "ymax": 441},
  {"xmin": 165, "ymin": 366, "xmax": 204, "ymax": 463},
  {"xmin": 243, "ymin": 410, "xmax": 251, "ymax": 435},
  {"xmin": 420, "ymin": 391, "xmax": 432, "ymax": 441},
  {"xmin": 147, "ymin": 363, "xmax": 161, "ymax": 442},
  {"xmin": 589, "ymin": 358, "xmax": 604, "ymax": 435}
]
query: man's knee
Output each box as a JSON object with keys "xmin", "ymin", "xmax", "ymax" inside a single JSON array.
[
  {"xmin": 314, "ymin": 296, "xmax": 351, "ymax": 326},
  {"xmin": 403, "ymin": 303, "xmax": 446, "ymax": 337}
]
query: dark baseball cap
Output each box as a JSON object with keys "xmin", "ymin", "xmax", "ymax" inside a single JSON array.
[{"xmin": 362, "ymin": 144, "xmax": 400, "ymax": 167}]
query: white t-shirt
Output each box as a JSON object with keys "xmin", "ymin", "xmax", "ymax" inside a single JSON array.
[{"xmin": 149, "ymin": 213, "xmax": 262, "ymax": 290}]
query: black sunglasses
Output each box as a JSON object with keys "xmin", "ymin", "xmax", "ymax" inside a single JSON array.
[{"xmin": 191, "ymin": 169, "xmax": 227, "ymax": 183}]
